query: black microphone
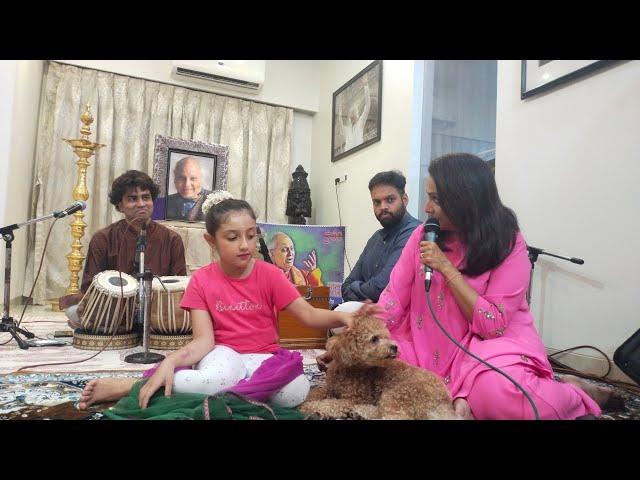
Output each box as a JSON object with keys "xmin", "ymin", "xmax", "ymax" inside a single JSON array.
[
  {"xmin": 423, "ymin": 217, "xmax": 440, "ymax": 292},
  {"xmin": 53, "ymin": 201, "xmax": 87, "ymax": 218}
]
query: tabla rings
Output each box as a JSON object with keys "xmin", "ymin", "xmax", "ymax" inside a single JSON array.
[
  {"xmin": 149, "ymin": 276, "xmax": 192, "ymax": 350},
  {"xmin": 73, "ymin": 270, "xmax": 140, "ymax": 350}
]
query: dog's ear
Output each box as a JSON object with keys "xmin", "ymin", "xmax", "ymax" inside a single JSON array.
[
  {"xmin": 325, "ymin": 335, "xmax": 339, "ymax": 354},
  {"xmin": 329, "ymin": 331, "xmax": 354, "ymax": 366}
]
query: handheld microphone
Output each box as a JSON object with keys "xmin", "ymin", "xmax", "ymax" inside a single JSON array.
[
  {"xmin": 423, "ymin": 217, "xmax": 440, "ymax": 292},
  {"xmin": 53, "ymin": 201, "xmax": 87, "ymax": 218}
]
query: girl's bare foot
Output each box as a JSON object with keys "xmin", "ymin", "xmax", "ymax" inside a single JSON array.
[
  {"xmin": 453, "ymin": 398, "xmax": 475, "ymax": 420},
  {"xmin": 559, "ymin": 374, "xmax": 624, "ymax": 410},
  {"xmin": 78, "ymin": 378, "xmax": 137, "ymax": 410}
]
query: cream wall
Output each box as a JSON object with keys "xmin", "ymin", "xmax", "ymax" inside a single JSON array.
[
  {"xmin": 291, "ymin": 112, "xmax": 313, "ymax": 176},
  {"xmin": 0, "ymin": 60, "xmax": 43, "ymax": 305},
  {"xmin": 496, "ymin": 60, "xmax": 640, "ymax": 359},
  {"xmin": 309, "ymin": 61, "xmax": 417, "ymax": 273}
]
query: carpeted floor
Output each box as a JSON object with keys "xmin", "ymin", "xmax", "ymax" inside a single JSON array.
[
  {"xmin": 0, "ymin": 365, "xmax": 326, "ymax": 420},
  {"xmin": 0, "ymin": 371, "xmax": 142, "ymax": 420},
  {"xmin": 2, "ymin": 366, "xmax": 638, "ymax": 420},
  {"xmin": 0, "ymin": 311, "xmax": 158, "ymax": 375},
  {"xmin": 1, "ymin": 309, "xmax": 638, "ymax": 420}
]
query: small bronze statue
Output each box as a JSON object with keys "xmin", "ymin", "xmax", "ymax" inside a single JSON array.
[{"xmin": 286, "ymin": 165, "xmax": 312, "ymax": 225}]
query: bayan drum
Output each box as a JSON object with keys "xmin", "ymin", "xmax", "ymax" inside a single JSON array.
[
  {"xmin": 149, "ymin": 276, "xmax": 192, "ymax": 350},
  {"xmin": 73, "ymin": 270, "xmax": 140, "ymax": 350}
]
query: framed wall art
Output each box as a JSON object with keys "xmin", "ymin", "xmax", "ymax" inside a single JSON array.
[
  {"xmin": 332, "ymin": 60, "xmax": 382, "ymax": 162},
  {"xmin": 151, "ymin": 135, "xmax": 228, "ymax": 222},
  {"xmin": 521, "ymin": 60, "xmax": 620, "ymax": 99}
]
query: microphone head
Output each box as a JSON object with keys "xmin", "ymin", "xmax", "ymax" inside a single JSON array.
[
  {"xmin": 424, "ymin": 217, "xmax": 440, "ymax": 234},
  {"xmin": 75, "ymin": 200, "xmax": 87, "ymax": 211}
]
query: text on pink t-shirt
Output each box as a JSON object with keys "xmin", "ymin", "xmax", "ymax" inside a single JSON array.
[{"xmin": 180, "ymin": 260, "xmax": 301, "ymax": 354}]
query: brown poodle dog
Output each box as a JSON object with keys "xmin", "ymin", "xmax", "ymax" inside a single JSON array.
[{"xmin": 300, "ymin": 315, "xmax": 458, "ymax": 420}]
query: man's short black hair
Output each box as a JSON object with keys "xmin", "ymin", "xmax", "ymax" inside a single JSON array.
[
  {"xmin": 368, "ymin": 170, "xmax": 407, "ymax": 196},
  {"xmin": 109, "ymin": 170, "xmax": 159, "ymax": 208}
]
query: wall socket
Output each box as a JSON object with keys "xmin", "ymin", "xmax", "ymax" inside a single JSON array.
[{"xmin": 334, "ymin": 175, "xmax": 348, "ymax": 185}]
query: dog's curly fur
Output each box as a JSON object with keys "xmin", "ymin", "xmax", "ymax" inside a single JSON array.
[{"xmin": 300, "ymin": 315, "xmax": 458, "ymax": 420}]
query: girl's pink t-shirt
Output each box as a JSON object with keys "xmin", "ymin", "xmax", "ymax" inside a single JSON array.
[{"xmin": 180, "ymin": 260, "xmax": 301, "ymax": 354}]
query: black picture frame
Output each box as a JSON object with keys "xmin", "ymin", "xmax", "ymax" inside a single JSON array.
[
  {"xmin": 331, "ymin": 60, "xmax": 382, "ymax": 162},
  {"xmin": 521, "ymin": 60, "xmax": 621, "ymax": 100},
  {"xmin": 151, "ymin": 135, "xmax": 228, "ymax": 222}
]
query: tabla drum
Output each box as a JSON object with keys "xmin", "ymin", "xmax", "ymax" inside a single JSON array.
[
  {"xmin": 149, "ymin": 276, "xmax": 192, "ymax": 350},
  {"xmin": 72, "ymin": 270, "xmax": 140, "ymax": 350}
]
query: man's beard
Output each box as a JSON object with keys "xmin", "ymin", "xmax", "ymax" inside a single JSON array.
[{"xmin": 376, "ymin": 206, "xmax": 406, "ymax": 228}]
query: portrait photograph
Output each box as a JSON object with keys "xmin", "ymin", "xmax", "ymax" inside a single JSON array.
[
  {"xmin": 331, "ymin": 60, "xmax": 382, "ymax": 162},
  {"xmin": 151, "ymin": 135, "xmax": 229, "ymax": 222},
  {"xmin": 165, "ymin": 151, "xmax": 216, "ymax": 222}
]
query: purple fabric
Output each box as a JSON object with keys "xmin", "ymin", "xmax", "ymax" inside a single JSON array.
[
  {"xmin": 141, "ymin": 348, "xmax": 304, "ymax": 402},
  {"xmin": 227, "ymin": 348, "xmax": 304, "ymax": 401}
]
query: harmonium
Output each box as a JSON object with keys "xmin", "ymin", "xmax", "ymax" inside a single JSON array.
[{"xmin": 278, "ymin": 286, "xmax": 329, "ymax": 349}]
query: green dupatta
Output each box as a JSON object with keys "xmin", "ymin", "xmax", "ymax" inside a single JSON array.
[{"xmin": 102, "ymin": 380, "xmax": 307, "ymax": 420}]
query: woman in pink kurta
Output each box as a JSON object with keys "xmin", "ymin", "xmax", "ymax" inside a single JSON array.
[{"xmin": 376, "ymin": 153, "xmax": 603, "ymax": 419}]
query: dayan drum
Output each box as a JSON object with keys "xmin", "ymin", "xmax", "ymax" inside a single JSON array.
[
  {"xmin": 149, "ymin": 276, "xmax": 192, "ymax": 350},
  {"xmin": 73, "ymin": 270, "xmax": 140, "ymax": 350}
]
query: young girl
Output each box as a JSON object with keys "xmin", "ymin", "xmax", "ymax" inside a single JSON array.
[{"xmin": 79, "ymin": 194, "xmax": 367, "ymax": 410}]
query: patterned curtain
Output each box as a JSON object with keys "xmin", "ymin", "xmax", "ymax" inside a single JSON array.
[{"xmin": 24, "ymin": 61, "xmax": 293, "ymax": 303}]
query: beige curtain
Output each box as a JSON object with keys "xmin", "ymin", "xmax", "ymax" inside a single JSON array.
[{"xmin": 24, "ymin": 61, "xmax": 293, "ymax": 304}]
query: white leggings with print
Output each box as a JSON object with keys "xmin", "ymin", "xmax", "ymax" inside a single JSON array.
[{"xmin": 172, "ymin": 345, "xmax": 310, "ymax": 408}]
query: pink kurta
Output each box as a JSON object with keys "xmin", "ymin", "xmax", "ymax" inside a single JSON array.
[{"xmin": 378, "ymin": 227, "xmax": 600, "ymax": 420}]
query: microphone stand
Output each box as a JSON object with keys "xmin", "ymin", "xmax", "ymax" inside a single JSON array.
[
  {"xmin": 0, "ymin": 212, "xmax": 61, "ymax": 349},
  {"xmin": 526, "ymin": 245, "xmax": 584, "ymax": 306},
  {"xmin": 125, "ymin": 227, "xmax": 164, "ymax": 364}
]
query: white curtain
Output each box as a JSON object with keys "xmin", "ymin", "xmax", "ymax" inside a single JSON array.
[{"xmin": 24, "ymin": 61, "xmax": 293, "ymax": 304}]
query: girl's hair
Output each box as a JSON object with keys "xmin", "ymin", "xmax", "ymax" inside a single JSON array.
[
  {"xmin": 428, "ymin": 153, "xmax": 519, "ymax": 276},
  {"xmin": 205, "ymin": 198, "xmax": 256, "ymax": 236}
]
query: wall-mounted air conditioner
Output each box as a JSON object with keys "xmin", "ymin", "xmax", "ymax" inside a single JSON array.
[{"xmin": 172, "ymin": 60, "xmax": 265, "ymax": 93}]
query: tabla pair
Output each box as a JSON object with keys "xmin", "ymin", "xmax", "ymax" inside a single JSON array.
[{"xmin": 72, "ymin": 270, "xmax": 192, "ymax": 351}]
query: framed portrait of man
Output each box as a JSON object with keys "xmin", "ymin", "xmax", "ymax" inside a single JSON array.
[
  {"xmin": 151, "ymin": 135, "xmax": 229, "ymax": 222},
  {"xmin": 331, "ymin": 60, "xmax": 383, "ymax": 162}
]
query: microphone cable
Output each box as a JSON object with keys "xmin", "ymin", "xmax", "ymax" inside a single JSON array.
[
  {"xmin": 426, "ymin": 289, "xmax": 541, "ymax": 420},
  {"xmin": 334, "ymin": 181, "xmax": 352, "ymax": 272},
  {"xmin": 548, "ymin": 345, "xmax": 640, "ymax": 397},
  {"xmin": 0, "ymin": 217, "xmax": 60, "ymax": 345},
  {"xmin": 15, "ymin": 217, "xmax": 144, "ymax": 372}
]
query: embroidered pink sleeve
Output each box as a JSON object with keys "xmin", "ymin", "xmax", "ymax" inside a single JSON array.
[
  {"xmin": 377, "ymin": 226, "xmax": 423, "ymax": 332},
  {"xmin": 469, "ymin": 234, "xmax": 531, "ymax": 339}
]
